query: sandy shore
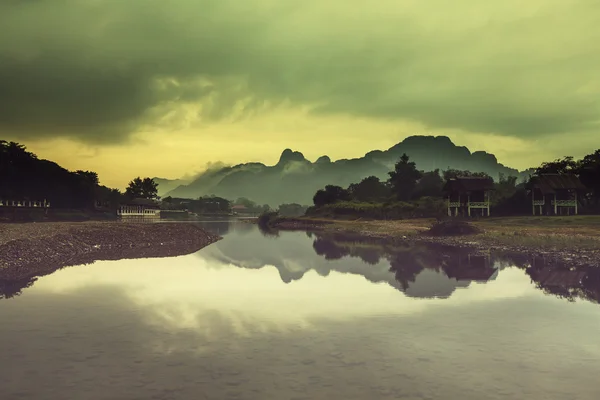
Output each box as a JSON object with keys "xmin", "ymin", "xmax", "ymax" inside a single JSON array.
[
  {"xmin": 0, "ymin": 222, "xmax": 221, "ymax": 284},
  {"xmin": 266, "ymin": 216, "xmax": 600, "ymax": 269}
]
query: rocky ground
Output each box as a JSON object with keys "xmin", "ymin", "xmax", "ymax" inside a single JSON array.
[{"xmin": 0, "ymin": 222, "xmax": 221, "ymax": 282}]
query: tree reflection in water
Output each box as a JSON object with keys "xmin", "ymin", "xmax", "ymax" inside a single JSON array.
[
  {"xmin": 2, "ymin": 221, "xmax": 599, "ymax": 306},
  {"xmin": 309, "ymin": 231, "xmax": 599, "ymax": 304}
]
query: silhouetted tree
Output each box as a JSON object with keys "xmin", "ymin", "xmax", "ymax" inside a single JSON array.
[
  {"xmin": 0, "ymin": 140, "xmax": 119, "ymax": 210},
  {"xmin": 125, "ymin": 177, "xmax": 159, "ymax": 199},
  {"xmin": 75, "ymin": 170, "xmax": 99, "ymax": 186},
  {"xmin": 348, "ymin": 176, "xmax": 390, "ymax": 202},
  {"xmin": 579, "ymin": 150, "xmax": 600, "ymax": 210},
  {"xmin": 413, "ymin": 169, "xmax": 444, "ymax": 198},
  {"xmin": 387, "ymin": 154, "xmax": 422, "ymax": 201},
  {"xmin": 535, "ymin": 156, "xmax": 580, "ymax": 175},
  {"xmin": 313, "ymin": 185, "xmax": 351, "ymax": 206}
]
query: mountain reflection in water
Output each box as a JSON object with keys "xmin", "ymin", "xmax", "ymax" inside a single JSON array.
[
  {"xmin": 1, "ymin": 219, "xmax": 599, "ymax": 304},
  {"xmin": 2, "ymin": 220, "xmax": 600, "ymax": 400},
  {"xmin": 198, "ymin": 221, "xmax": 600, "ymax": 305}
]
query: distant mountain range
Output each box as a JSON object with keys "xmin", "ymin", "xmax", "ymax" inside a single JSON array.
[{"xmin": 163, "ymin": 135, "xmax": 531, "ymax": 205}]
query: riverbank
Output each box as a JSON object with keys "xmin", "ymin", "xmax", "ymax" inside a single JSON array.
[
  {"xmin": 264, "ymin": 216, "xmax": 600, "ymax": 268},
  {"xmin": 0, "ymin": 222, "xmax": 221, "ymax": 283}
]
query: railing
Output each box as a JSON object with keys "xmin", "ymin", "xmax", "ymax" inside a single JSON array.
[
  {"xmin": 532, "ymin": 200, "xmax": 545, "ymax": 206},
  {"xmin": 0, "ymin": 200, "xmax": 50, "ymax": 208},
  {"xmin": 117, "ymin": 208, "xmax": 161, "ymax": 217},
  {"xmin": 551, "ymin": 200, "xmax": 577, "ymax": 207},
  {"xmin": 469, "ymin": 202, "xmax": 489, "ymax": 208},
  {"xmin": 448, "ymin": 202, "xmax": 490, "ymax": 208}
]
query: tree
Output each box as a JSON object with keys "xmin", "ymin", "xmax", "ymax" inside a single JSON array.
[
  {"xmin": 75, "ymin": 170, "xmax": 99, "ymax": 186},
  {"xmin": 413, "ymin": 169, "xmax": 444, "ymax": 199},
  {"xmin": 578, "ymin": 150, "xmax": 600, "ymax": 209},
  {"xmin": 125, "ymin": 177, "xmax": 159, "ymax": 199},
  {"xmin": 387, "ymin": 154, "xmax": 422, "ymax": 201},
  {"xmin": 348, "ymin": 176, "xmax": 390, "ymax": 202},
  {"xmin": 313, "ymin": 185, "xmax": 351, "ymax": 207},
  {"xmin": 534, "ymin": 156, "xmax": 580, "ymax": 175},
  {"xmin": 235, "ymin": 197, "xmax": 257, "ymax": 209},
  {"xmin": 442, "ymin": 169, "xmax": 492, "ymax": 181}
]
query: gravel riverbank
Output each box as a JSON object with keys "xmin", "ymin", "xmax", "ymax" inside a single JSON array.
[{"xmin": 0, "ymin": 222, "xmax": 221, "ymax": 282}]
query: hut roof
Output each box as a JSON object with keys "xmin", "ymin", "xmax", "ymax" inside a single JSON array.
[
  {"xmin": 443, "ymin": 177, "xmax": 495, "ymax": 193},
  {"xmin": 529, "ymin": 174, "xmax": 586, "ymax": 194}
]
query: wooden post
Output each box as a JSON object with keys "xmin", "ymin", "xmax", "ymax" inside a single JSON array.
[
  {"xmin": 467, "ymin": 194, "xmax": 471, "ymax": 217},
  {"xmin": 532, "ymin": 190, "xmax": 535, "ymax": 215},
  {"xmin": 553, "ymin": 193, "xmax": 557, "ymax": 215},
  {"xmin": 575, "ymin": 191, "xmax": 578, "ymax": 215},
  {"xmin": 447, "ymin": 197, "xmax": 451, "ymax": 217},
  {"xmin": 486, "ymin": 191, "xmax": 490, "ymax": 217}
]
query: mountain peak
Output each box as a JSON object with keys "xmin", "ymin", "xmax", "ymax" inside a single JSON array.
[{"xmin": 278, "ymin": 149, "xmax": 306, "ymax": 164}]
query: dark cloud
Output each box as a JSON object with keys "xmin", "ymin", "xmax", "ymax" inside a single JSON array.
[{"xmin": 1, "ymin": 0, "xmax": 599, "ymax": 143}]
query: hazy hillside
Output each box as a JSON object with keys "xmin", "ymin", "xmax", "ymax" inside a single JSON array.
[
  {"xmin": 152, "ymin": 177, "xmax": 191, "ymax": 197},
  {"xmin": 166, "ymin": 135, "xmax": 525, "ymax": 205}
]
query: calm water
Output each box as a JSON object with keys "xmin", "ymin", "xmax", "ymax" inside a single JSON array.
[{"xmin": 1, "ymin": 221, "xmax": 599, "ymax": 399}]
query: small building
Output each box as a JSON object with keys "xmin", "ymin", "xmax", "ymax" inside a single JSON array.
[
  {"xmin": 528, "ymin": 174, "xmax": 586, "ymax": 215},
  {"xmin": 231, "ymin": 204, "xmax": 248, "ymax": 215},
  {"xmin": 117, "ymin": 198, "xmax": 161, "ymax": 218},
  {"xmin": 443, "ymin": 177, "xmax": 494, "ymax": 217},
  {"xmin": 0, "ymin": 199, "xmax": 50, "ymax": 208}
]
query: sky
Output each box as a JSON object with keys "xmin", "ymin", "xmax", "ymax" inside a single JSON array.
[{"xmin": 1, "ymin": 0, "xmax": 599, "ymax": 189}]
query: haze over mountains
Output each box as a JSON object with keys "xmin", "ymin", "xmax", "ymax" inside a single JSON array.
[{"xmin": 165, "ymin": 135, "xmax": 530, "ymax": 205}]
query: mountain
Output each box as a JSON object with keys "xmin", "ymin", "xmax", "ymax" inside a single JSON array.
[
  {"xmin": 166, "ymin": 135, "xmax": 525, "ymax": 205},
  {"xmin": 152, "ymin": 177, "xmax": 191, "ymax": 197}
]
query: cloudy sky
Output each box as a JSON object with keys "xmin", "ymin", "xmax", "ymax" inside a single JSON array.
[{"xmin": 1, "ymin": 0, "xmax": 599, "ymax": 188}]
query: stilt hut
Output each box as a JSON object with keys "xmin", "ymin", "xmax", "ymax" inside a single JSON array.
[
  {"xmin": 443, "ymin": 177, "xmax": 494, "ymax": 217},
  {"xmin": 528, "ymin": 174, "xmax": 586, "ymax": 215}
]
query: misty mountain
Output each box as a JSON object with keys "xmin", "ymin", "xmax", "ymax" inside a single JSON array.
[
  {"xmin": 152, "ymin": 177, "xmax": 191, "ymax": 197},
  {"xmin": 166, "ymin": 135, "xmax": 525, "ymax": 205}
]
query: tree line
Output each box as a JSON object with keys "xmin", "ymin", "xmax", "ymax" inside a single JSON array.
[
  {"xmin": 0, "ymin": 140, "xmax": 159, "ymax": 210},
  {"xmin": 311, "ymin": 149, "xmax": 600, "ymax": 216}
]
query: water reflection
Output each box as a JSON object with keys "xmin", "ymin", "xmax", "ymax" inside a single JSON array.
[
  {"xmin": 201, "ymin": 222, "xmax": 600, "ymax": 304},
  {"xmin": 2, "ymin": 220, "xmax": 599, "ymax": 306},
  {"xmin": 0, "ymin": 235, "xmax": 212, "ymax": 300},
  {"xmin": 2, "ymin": 220, "xmax": 600, "ymax": 399}
]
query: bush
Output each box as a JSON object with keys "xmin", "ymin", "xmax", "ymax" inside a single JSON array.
[
  {"xmin": 305, "ymin": 197, "xmax": 446, "ymax": 220},
  {"xmin": 425, "ymin": 220, "xmax": 483, "ymax": 236},
  {"xmin": 257, "ymin": 211, "xmax": 279, "ymax": 229}
]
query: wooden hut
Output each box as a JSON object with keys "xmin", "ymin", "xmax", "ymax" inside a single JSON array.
[
  {"xmin": 528, "ymin": 174, "xmax": 586, "ymax": 215},
  {"xmin": 443, "ymin": 177, "xmax": 494, "ymax": 217}
]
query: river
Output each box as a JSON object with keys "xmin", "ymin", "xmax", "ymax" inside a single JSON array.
[{"xmin": 1, "ymin": 220, "xmax": 599, "ymax": 399}]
